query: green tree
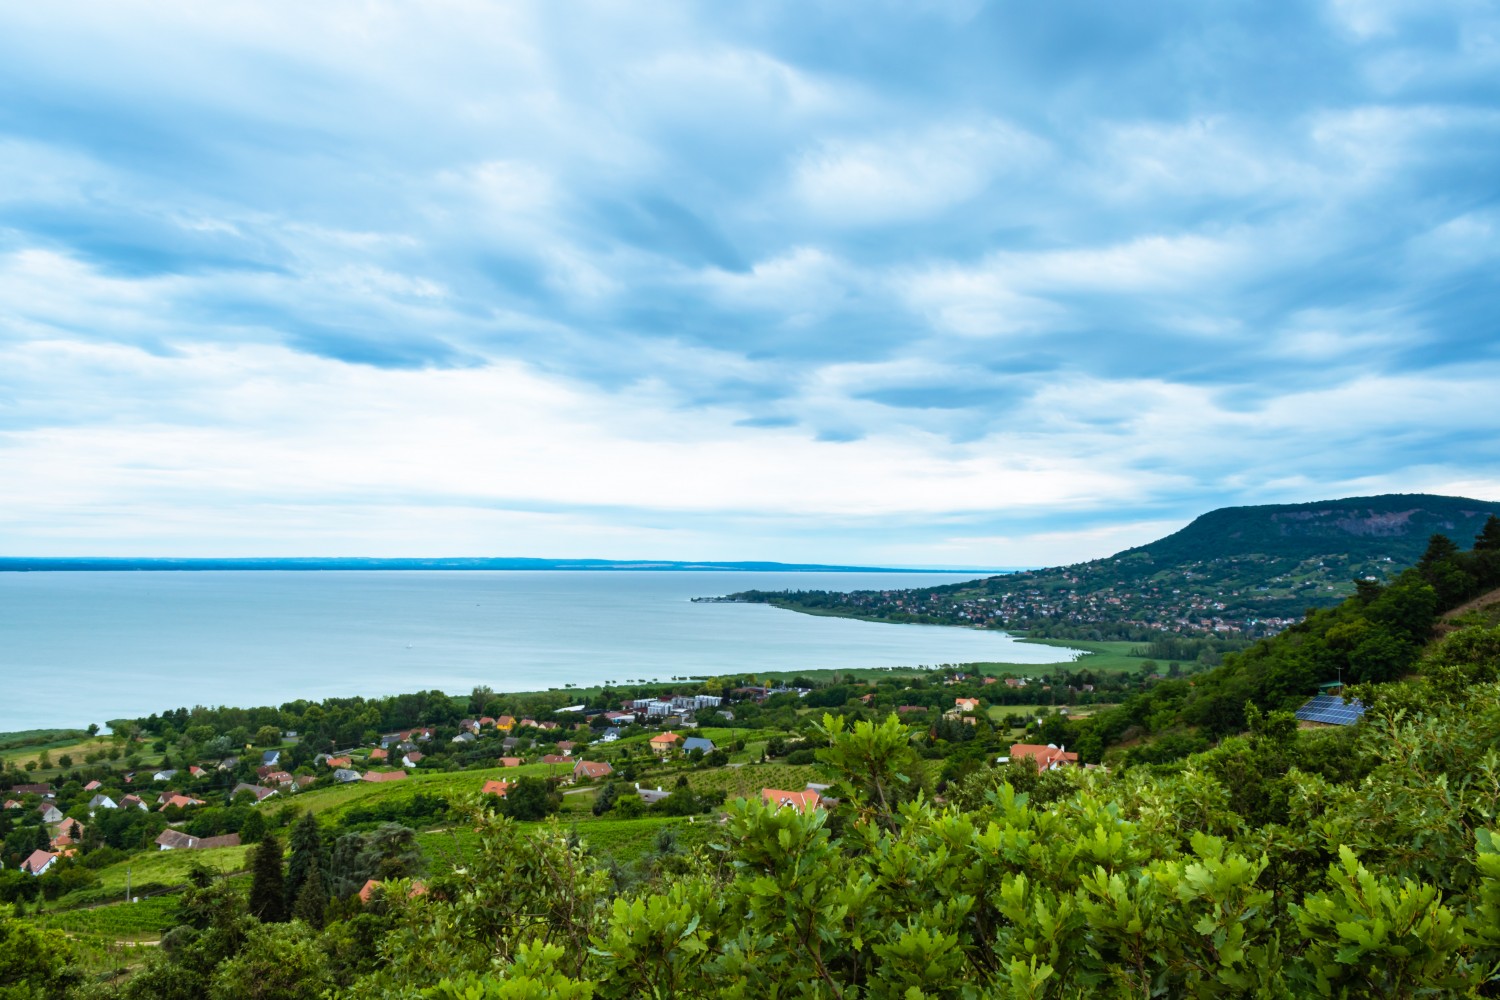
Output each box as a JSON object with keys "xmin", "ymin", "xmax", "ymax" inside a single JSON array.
[
  {"xmin": 209, "ymin": 921, "xmax": 331, "ymax": 1000},
  {"xmin": 247, "ymin": 837, "xmax": 286, "ymax": 923},
  {"xmin": 284, "ymin": 812, "xmax": 323, "ymax": 911},
  {"xmin": 239, "ymin": 809, "xmax": 266, "ymax": 845},
  {"xmin": 496, "ymin": 777, "xmax": 561, "ymax": 822}
]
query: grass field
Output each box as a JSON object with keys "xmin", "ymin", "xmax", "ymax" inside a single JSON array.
[
  {"xmin": 1011, "ymin": 638, "xmax": 1160, "ymax": 673},
  {"xmin": 0, "ymin": 735, "xmax": 122, "ymax": 769},
  {"xmin": 39, "ymin": 893, "xmax": 182, "ymax": 939}
]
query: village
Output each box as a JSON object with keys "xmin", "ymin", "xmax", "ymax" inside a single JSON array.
[{"xmin": 0, "ymin": 665, "xmax": 1128, "ymax": 932}]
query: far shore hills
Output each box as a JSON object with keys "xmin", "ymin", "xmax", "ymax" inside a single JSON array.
[{"xmin": 0, "ymin": 557, "xmax": 998, "ymax": 573}]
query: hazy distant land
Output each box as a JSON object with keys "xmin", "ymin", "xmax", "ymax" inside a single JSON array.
[{"xmin": 0, "ymin": 557, "xmax": 992, "ymax": 573}]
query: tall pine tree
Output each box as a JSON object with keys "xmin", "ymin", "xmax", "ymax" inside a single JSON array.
[
  {"xmin": 285, "ymin": 811, "xmax": 324, "ymax": 910},
  {"xmin": 292, "ymin": 862, "xmax": 327, "ymax": 928},
  {"xmin": 248, "ymin": 835, "xmax": 286, "ymax": 923}
]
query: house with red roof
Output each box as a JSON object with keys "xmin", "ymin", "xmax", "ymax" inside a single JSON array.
[
  {"xmin": 481, "ymin": 779, "xmax": 513, "ymax": 798},
  {"xmin": 498, "ymin": 757, "xmax": 523, "ymax": 767},
  {"xmin": 761, "ymin": 788, "xmax": 824, "ymax": 814},
  {"xmin": 21, "ymin": 849, "xmax": 58, "ymax": 875},
  {"xmin": 1007, "ymin": 743, "xmax": 1079, "ymax": 773},
  {"xmin": 571, "ymin": 760, "xmax": 613, "ymax": 782},
  {"xmin": 649, "ymin": 732, "xmax": 682, "ymax": 756}
]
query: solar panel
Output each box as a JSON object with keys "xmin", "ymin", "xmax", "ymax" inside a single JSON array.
[{"xmin": 1295, "ymin": 695, "xmax": 1366, "ymax": 726}]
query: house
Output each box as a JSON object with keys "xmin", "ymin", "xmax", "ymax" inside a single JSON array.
[
  {"xmin": 87, "ymin": 794, "xmax": 118, "ymax": 813},
  {"xmin": 498, "ymin": 757, "xmax": 523, "ymax": 767},
  {"xmin": 478, "ymin": 716, "xmax": 497, "ymax": 728},
  {"xmin": 264, "ymin": 771, "xmax": 295, "ymax": 786},
  {"xmin": 261, "ymin": 750, "xmax": 281, "ymax": 767},
  {"xmin": 481, "ymin": 779, "xmax": 513, "ymax": 798},
  {"xmin": 636, "ymin": 785, "xmax": 671, "ymax": 805},
  {"xmin": 953, "ymin": 698, "xmax": 980, "ymax": 714},
  {"xmin": 21, "ymin": 850, "xmax": 58, "ymax": 875},
  {"xmin": 13, "ymin": 783, "xmax": 54, "ymax": 798},
  {"xmin": 368, "ymin": 748, "xmax": 389, "ymax": 762},
  {"xmin": 649, "ymin": 732, "xmax": 682, "ymax": 756},
  {"xmin": 501, "ymin": 737, "xmax": 522, "ymax": 751},
  {"xmin": 362, "ymin": 770, "xmax": 407, "ymax": 783},
  {"xmin": 459, "ymin": 719, "xmax": 479, "ymax": 733},
  {"xmin": 1004, "ymin": 677, "xmax": 1027, "ymax": 689},
  {"xmin": 188, "ymin": 766, "xmax": 207, "ymax": 778},
  {"xmin": 555, "ymin": 741, "xmax": 577, "ymax": 756},
  {"xmin": 681, "ymin": 737, "xmax": 716, "ymax": 755},
  {"xmin": 451, "ymin": 731, "xmax": 477, "ymax": 744},
  {"xmin": 572, "ymin": 760, "xmax": 613, "ymax": 782},
  {"xmin": 38, "ymin": 803, "xmax": 64, "ymax": 824},
  {"xmin": 540, "ymin": 754, "xmax": 571, "ymax": 765},
  {"xmin": 761, "ymin": 788, "xmax": 824, "ymax": 814},
  {"xmin": 155, "ymin": 830, "xmax": 242, "ymax": 851},
  {"xmin": 152, "ymin": 769, "xmax": 178, "ymax": 782},
  {"xmin": 518, "ymin": 718, "xmax": 539, "ymax": 729},
  {"xmin": 83, "ymin": 780, "xmax": 103, "ymax": 792},
  {"xmin": 325, "ymin": 756, "xmax": 352, "ymax": 769},
  {"xmin": 120, "ymin": 794, "xmax": 148, "ymax": 811},
  {"xmin": 537, "ymin": 721, "xmax": 560, "ymax": 731},
  {"xmin": 2, "ymin": 800, "xmax": 21, "ymax": 811},
  {"xmin": 333, "ymin": 768, "xmax": 362, "ymax": 783},
  {"xmin": 603, "ymin": 711, "xmax": 635, "ymax": 724},
  {"xmin": 159, "ymin": 794, "xmax": 206, "ymax": 811},
  {"xmin": 401, "ymin": 752, "xmax": 424, "ymax": 768},
  {"xmin": 295, "ymin": 775, "xmax": 316, "ymax": 789},
  {"xmin": 218, "ymin": 757, "xmax": 240, "ymax": 771},
  {"xmin": 1006, "ymin": 743, "xmax": 1078, "ymax": 773},
  {"xmin": 232, "ymin": 782, "xmax": 279, "ymax": 803},
  {"xmin": 54, "ymin": 817, "xmax": 84, "ymax": 840},
  {"xmin": 496, "ymin": 716, "xmax": 516, "ymax": 731}
]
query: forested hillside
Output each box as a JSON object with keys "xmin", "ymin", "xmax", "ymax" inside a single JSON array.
[
  {"xmin": 721, "ymin": 493, "xmax": 1500, "ymax": 640},
  {"xmin": 6, "ymin": 518, "xmax": 1500, "ymax": 997}
]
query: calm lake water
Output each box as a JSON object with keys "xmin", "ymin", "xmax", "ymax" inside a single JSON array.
[{"xmin": 0, "ymin": 571, "xmax": 1080, "ymax": 731}]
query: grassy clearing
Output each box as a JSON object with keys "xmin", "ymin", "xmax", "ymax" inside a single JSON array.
[
  {"xmin": 86, "ymin": 843, "xmax": 251, "ymax": 895},
  {"xmin": 1011, "ymin": 638, "xmax": 1157, "ymax": 674},
  {"xmin": 0, "ymin": 735, "xmax": 121, "ymax": 769}
]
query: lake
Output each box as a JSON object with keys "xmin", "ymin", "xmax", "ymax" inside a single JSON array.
[{"xmin": 0, "ymin": 571, "xmax": 1080, "ymax": 731}]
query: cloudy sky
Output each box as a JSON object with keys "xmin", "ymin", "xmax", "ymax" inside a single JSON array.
[{"xmin": 2, "ymin": 1, "xmax": 1497, "ymax": 567}]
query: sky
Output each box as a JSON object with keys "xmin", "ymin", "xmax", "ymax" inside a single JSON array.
[{"xmin": 1, "ymin": 1, "xmax": 1498, "ymax": 568}]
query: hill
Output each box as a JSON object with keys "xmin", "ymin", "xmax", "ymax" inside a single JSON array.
[{"xmin": 720, "ymin": 493, "xmax": 1500, "ymax": 640}]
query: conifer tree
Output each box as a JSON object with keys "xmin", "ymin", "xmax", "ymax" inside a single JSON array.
[
  {"xmin": 285, "ymin": 811, "xmax": 323, "ymax": 909},
  {"xmin": 248, "ymin": 836, "xmax": 286, "ymax": 923},
  {"xmin": 292, "ymin": 862, "xmax": 327, "ymax": 929}
]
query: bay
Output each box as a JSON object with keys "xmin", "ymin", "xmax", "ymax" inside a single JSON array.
[{"xmin": 0, "ymin": 570, "xmax": 1079, "ymax": 732}]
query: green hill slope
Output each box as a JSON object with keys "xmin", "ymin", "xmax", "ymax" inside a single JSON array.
[{"xmin": 722, "ymin": 494, "xmax": 1500, "ymax": 640}]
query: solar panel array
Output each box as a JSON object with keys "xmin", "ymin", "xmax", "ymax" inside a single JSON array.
[{"xmin": 1294, "ymin": 695, "xmax": 1366, "ymax": 726}]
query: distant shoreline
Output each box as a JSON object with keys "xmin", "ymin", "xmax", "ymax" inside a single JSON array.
[{"xmin": 0, "ymin": 558, "xmax": 1000, "ymax": 574}]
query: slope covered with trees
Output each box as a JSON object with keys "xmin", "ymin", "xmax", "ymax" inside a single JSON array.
[{"xmin": 720, "ymin": 493, "xmax": 1500, "ymax": 640}]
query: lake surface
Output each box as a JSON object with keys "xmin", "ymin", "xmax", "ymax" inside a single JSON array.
[{"xmin": 0, "ymin": 571, "xmax": 1080, "ymax": 731}]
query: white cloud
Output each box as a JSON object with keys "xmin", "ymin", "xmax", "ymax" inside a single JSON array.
[{"xmin": 791, "ymin": 120, "xmax": 1048, "ymax": 226}]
